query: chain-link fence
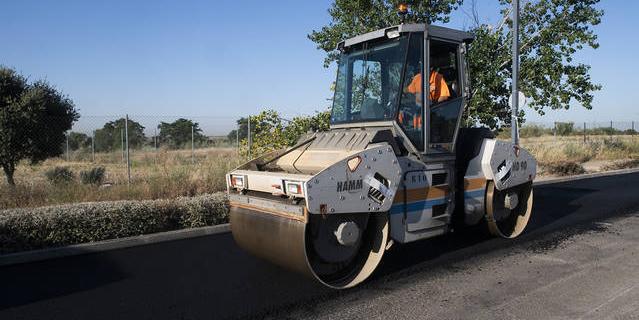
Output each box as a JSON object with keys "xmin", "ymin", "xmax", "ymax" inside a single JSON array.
[
  {"xmin": 46, "ymin": 118, "xmax": 639, "ymax": 183},
  {"xmin": 2, "ymin": 115, "xmax": 638, "ymax": 209},
  {"xmin": 514, "ymin": 121, "xmax": 638, "ymax": 141},
  {"xmin": 58, "ymin": 115, "xmax": 245, "ymax": 186}
]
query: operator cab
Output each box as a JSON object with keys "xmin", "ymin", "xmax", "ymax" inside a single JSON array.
[{"xmin": 330, "ymin": 24, "xmax": 473, "ymax": 154}]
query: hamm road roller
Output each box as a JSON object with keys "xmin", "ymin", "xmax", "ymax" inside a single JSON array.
[{"xmin": 226, "ymin": 23, "xmax": 536, "ymax": 289}]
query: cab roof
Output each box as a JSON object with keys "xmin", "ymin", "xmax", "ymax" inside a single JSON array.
[{"xmin": 339, "ymin": 23, "xmax": 474, "ymax": 49}]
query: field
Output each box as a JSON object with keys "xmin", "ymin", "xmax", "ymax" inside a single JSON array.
[
  {"xmin": 0, "ymin": 147, "xmax": 241, "ymax": 209},
  {"xmin": 1, "ymin": 134, "xmax": 638, "ymax": 210},
  {"xmin": 520, "ymin": 134, "xmax": 639, "ymax": 175}
]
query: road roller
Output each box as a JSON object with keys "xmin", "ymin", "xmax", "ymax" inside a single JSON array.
[{"xmin": 226, "ymin": 23, "xmax": 536, "ymax": 289}]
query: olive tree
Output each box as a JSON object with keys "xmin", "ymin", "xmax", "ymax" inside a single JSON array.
[{"xmin": 0, "ymin": 66, "xmax": 79, "ymax": 185}]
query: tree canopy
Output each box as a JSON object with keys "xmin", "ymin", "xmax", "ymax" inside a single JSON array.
[
  {"xmin": 309, "ymin": 0, "xmax": 463, "ymax": 67},
  {"xmin": 465, "ymin": 0, "xmax": 603, "ymax": 128},
  {"xmin": 227, "ymin": 117, "xmax": 249, "ymax": 144},
  {"xmin": 235, "ymin": 109, "xmax": 331, "ymax": 158},
  {"xmin": 158, "ymin": 118, "xmax": 206, "ymax": 149},
  {"xmin": 0, "ymin": 66, "xmax": 79, "ymax": 185},
  {"xmin": 309, "ymin": 0, "xmax": 603, "ymax": 128},
  {"xmin": 94, "ymin": 117, "xmax": 146, "ymax": 152},
  {"xmin": 68, "ymin": 132, "xmax": 91, "ymax": 151}
]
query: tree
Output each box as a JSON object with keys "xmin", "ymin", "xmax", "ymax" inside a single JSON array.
[
  {"xmin": 158, "ymin": 118, "xmax": 206, "ymax": 149},
  {"xmin": 240, "ymin": 110, "xmax": 287, "ymax": 157},
  {"xmin": 464, "ymin": 0, "xmax": 602, "ymax": 128},
  {"xmin": 309, "ymin": 0, "xmax": 464, "ymax": 67},
  {"xmin": 226, "ymin": 117, "xmax": 248, "ymax": 144},
  {"xmin": 240, "ymin": 109, "xmax": 331, "ymax": 158},
  {"xmin": 94, "ymin": 118, "xmax": 146, "ymax": 152},
  {"xmin": 309, "ymin": 0, "xmax": 602, "ymax": 129},
  {"xmin": 68, "ymin": 132, "xmax": 91, "ymax": 151},
  {"xmin": 0, "ymin": 67, "xmax": 79, "ymax": 185},
  {"xmin": 283, "ymin": 110, "xmax": 331, "ymax": 145}
]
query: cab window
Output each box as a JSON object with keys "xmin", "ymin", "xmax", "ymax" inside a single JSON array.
[{"xmin": 331, "ymin": 37, "xmax": 409, "ymax": 124}]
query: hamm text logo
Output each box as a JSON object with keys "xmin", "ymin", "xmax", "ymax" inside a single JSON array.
[{"xmin": 337, "ymin": 179, "xmax": 363, "ymax": 192}]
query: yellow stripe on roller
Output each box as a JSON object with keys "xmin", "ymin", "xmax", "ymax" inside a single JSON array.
[
  {"xmin": 464, "ymin": 177, "xmax": 487, "ymax": 191},
  {"xmin": 393, "ymin": 185, "xmax": 449, "ymax": 203},
  {"xmin": 392, "ymin": 178, "xmax": 485, "ymax": 204}
]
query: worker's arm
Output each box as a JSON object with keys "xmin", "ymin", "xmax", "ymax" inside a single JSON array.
[{"xmin": 405, "ymin": 74, "xmax": 421, "ymax": 94}]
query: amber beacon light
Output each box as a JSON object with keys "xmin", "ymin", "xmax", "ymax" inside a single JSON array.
[{"xmin": 398, "ymin": 3, "xmax": 409, "ymax": 14}]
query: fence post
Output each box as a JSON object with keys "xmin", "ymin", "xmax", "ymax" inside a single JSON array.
[
  {"xmin": 66, "ymin": 133, "xmax": 70, "ymax": 161},
  {"xmin": 610, "ymin": 121, "xmax": 613, "ymax": 136},
  {"xmin": 583, "ymin": 122, "xmax": 586, "ymax": 143},
  {"xmin": 125, "ymin": 114, "xmax": 131, "ymax": 186},
  {"xmin": 632, "ymin": 121, "xmax": 635, "ymax": 136},
  {"xmin": 92, "ymin": 130, "xmax": 95, "ymax": 162},
  {"xmin": 247, "ymin": 115, "xmax": 252, "ymax": 159},
  {"xmin": 191, "ymin": 124, "xmax": 195, "ymax": 165},
  {"xmin": 236, "ymin": 122, "xmax": 239, "ymax": 154},
  {"xmin": 121, "ymin": 128, "xmax": 125, "ymax": 163}
]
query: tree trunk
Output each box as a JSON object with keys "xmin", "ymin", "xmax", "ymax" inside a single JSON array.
[{"xmin": 2, "ymin": 164, "xmax": 15, "ymax": 186}]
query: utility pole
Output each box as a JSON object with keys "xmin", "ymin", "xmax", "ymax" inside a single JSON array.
[
  {"xmin": 125, "ymin": 114, "xmax": 131, "ymax": 186},
  {"xmin": 511, "ymin": 0, "xmax": 520, "ymax": 146}
]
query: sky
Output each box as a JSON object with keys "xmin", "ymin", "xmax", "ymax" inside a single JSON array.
[{"xmin": 1, "ymin": 0, "xmax": 638, "ymax": 135}]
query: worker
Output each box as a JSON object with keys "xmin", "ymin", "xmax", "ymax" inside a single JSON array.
[
  {"xmin": 399, "ymin": 67, "xmax": 450, "ymax": 129},
  {"xmin": 405, "ymin": 69, "xmax": 451, "ymax": 105}
]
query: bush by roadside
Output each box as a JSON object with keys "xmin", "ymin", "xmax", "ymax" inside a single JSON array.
[
  {"xmin": 0, "ymin": 193, "xmax": 228, "ymax": 254},
  {"xmin": 544, "ymin": 161, "xmax": 587, "ymax": 176}
]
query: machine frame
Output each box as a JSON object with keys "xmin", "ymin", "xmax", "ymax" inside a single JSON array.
[{"xmin": 226, "ymin": 22, "xmax": 536, "ymax": 289}]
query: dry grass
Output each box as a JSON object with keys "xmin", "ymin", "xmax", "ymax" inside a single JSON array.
[
  {"xmin": 0, "ymin": 147, "xmax": 241, "ymax": 209},
  {"xmin": 2, "ymin": 135, "xmax": 638, "ymax": 209},
  {"xmin": 516, "ymin": 135, "xmax": 639, "ymax": 175}
]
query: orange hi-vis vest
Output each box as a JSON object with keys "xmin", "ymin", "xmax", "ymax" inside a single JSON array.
[
  {"xmin": 400, "ymin": 71, "xmax": 450, "ymax": 128},
  {"xmin": 406, "ymin": 71, "xmax": 451, "ymax": 101},
  {"xmin": 397, "ymin": 111, "xmax": 422, "ymax": 128}
]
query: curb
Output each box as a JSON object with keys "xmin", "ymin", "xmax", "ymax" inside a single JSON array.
[
  {"xmin": 2, "ymin": 167, "xmax": 638, "ymax": 267},
  {"xmin": 533, "ymin": 167, "xmax": 639, "ymax": 186},
  {"xmin": 0, "ymin": 223, "xmax": 230, "ymax": 267}
]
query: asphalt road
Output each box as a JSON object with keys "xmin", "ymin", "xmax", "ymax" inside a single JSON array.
[{"xmin": 1, "ymin": 173, "xmax": 639, "ymax": 320}]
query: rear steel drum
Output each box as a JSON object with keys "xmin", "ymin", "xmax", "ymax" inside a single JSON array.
[{"xmin": 230, "ymin": 205, "xmax": 388, "ymax": 289}]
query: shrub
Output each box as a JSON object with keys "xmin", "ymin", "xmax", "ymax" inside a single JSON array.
[
  {"xmin": 0, "ymin": 193, "xmax": 229, "ymax": 254},
  {"xmin": 44, "ymin": 167, "xmax": 75, "ymax": 184},
  {"xmin": 80, "ymin": 167, "xmax": 106, "ymax": 185},
  {"xmin": 555, "ymin": 122, "xmax": 575, "ymax": 136},
  {"xmin": 562, "ymin": 143, "xmax": 593, "ymax": 163},
  {"xmin": 545, "ymin": 161, "xmax": 586, "ymax": 176},
  {"xmin": 602, "ymin": 137, "xmax": 625, "ymax": 151},
  {"xmin": 602, "ymin": 159, "xmax": 639, "ymax": 171},
  {"xmin": 519, "ymin": 125, "xmax": 546, "ymax": 138}
]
